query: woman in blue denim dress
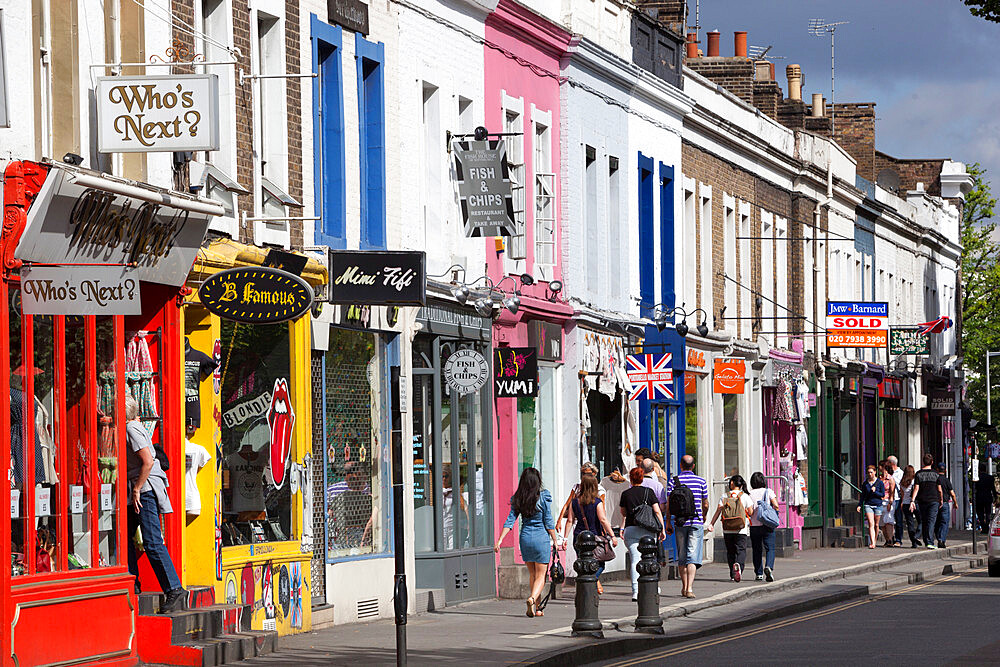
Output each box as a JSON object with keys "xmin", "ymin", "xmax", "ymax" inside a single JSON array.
[{"xmin": 495, "ymin": 467, "xmax": 558, "ymax": 617}]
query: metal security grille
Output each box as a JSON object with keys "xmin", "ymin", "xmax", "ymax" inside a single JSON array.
[
  {"xmin": 324, "ymin": 330, "xmax": 380, "ymax": 558},
  {"xmin": 310, "ymin": 353, "xmax": 327, "ymax": 606}
]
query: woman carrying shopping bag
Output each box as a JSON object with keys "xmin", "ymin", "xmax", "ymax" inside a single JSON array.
[
  {"xmin": 562, "ymin": 474, "xmax": 617, "ymax": 594},
  {"xmin": 748, "ymin": 472, "xmax": 781, "ymax": 582}
]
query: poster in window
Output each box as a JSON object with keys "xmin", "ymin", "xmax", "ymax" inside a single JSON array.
[{"xmin": 494, "ymin": 347, "xmax": 538, "ymax": 398}]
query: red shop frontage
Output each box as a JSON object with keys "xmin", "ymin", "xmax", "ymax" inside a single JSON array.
[{"xmin": 2, "ymin": 160, "xmax": 220, "ymax": 666}]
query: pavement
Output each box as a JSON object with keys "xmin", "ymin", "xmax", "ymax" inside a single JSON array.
[
  {"xmin": 240, "ymin": 531, "xmax": 993, "ymax": 666},
  {"xmin": 587, "ymin": 566, "xmax": 1000, "ymax": 666}
]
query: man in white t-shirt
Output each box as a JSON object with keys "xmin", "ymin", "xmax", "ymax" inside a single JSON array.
[{"xmin": 888, "ymin": 456, "xmax": 904, "ymax": 546}]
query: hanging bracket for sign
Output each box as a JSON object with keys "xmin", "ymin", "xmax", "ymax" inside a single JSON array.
[
  {"xmin": 238, "ymin": 70, "xmax": 318, "ymax": 86},
  {"xmin": 446, "ymin": 126, "xmax": 522, "ymax": 153}
]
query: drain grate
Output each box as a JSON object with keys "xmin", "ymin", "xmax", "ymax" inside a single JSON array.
[{"xmin": 356, "ymin": 598, "xmax": 380, "ymax": 619}]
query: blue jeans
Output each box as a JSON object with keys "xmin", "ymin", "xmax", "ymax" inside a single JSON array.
[
  {"xmin": 128, "ymin": 490, "xmax": 182, "ymax": 594},
  {"xmin": 749, "ymin": 526, "xmax": 775, "ymax": 575},
  {"xmin": 624, "ymin": 525, "xmax": 656, "ymax": 597},
  {"xmin": 935, "ymin": 502, "xmax": 951, "ymax": 545},
  {"xmin": 917, "ymin": 502, "xmax": 939, "ymax": 548}
]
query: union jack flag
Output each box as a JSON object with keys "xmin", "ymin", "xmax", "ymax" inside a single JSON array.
[
  {"xmin": 626, "ymin": 353, "xmax": 674, "ymax": 401},
  {"xmin": 917, "ymin": 315, "xmax": 953, "ymax": 335}
]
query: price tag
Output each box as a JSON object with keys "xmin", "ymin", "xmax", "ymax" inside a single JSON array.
[
  {"xmin": 70, "ymin": 485, "xmax": 84, "ymax": 514},
  {"xmin": 100, "ymin": 484, "xmax": 113, "ymax": 511},
  {"xmin": 10, "ymin": 489, "xmax": 20, "ymax": 519},
  {"xmin": 36, "ymin": 487, "xmax": 52, "ymax": 517}
]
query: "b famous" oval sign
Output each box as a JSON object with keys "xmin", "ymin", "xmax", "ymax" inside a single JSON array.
[{"xmin": 198, "ymin": 266, "xmax": 314, "ymax": 324}]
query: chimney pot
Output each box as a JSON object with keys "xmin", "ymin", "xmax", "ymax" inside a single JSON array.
[
  {"xmin": 707, "ymin": 30, "xmax": 720, "ymax": 57},
  {"xmin": 811, "ymin": 93, "xmax": 825, "ymax": 117},
  {"xmin": 754, "ymin": 61, "xmax": 770, "ymax": 81},
  {"xmin": 734, "ymin": 31, "xmax": 747, "ymax": 58},
  {"xmin": 769, "ymin": 62, "xmax": 775, "ymax": 81},
  {"xmin": 686, "ymin": 32, "xmax": 698, "ymax": 59},
  {"xmin": 786, "ymin": 64, "xmax": 802, "ymax": 101}
]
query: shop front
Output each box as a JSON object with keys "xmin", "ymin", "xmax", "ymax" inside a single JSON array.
[
  {"xmin": 635, "ymin": 326, "xmax": 685, "ymax": 478},
  {"xmin": 2, "ymin": 160, "xmax": 221, "ymax": 665},
  {"xmin": 411, "ymin": 299, "xmax": 494, "ymax": 605},
  {"xmin": 682, "ymin": 333, "xmax": 730, "ymax": 486},
  {"xmin": 185, "ymin": 240, "xmax": 326, "ymax": 636}
]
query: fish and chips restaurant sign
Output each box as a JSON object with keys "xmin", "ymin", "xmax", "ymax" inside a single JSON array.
[
  {"xmin": 97, "ymin": 74, "xmax": 220, "ymax": 153},
  {"xmin": 14, "ymin": 165, "xmax": 221, "ymax": 313}
]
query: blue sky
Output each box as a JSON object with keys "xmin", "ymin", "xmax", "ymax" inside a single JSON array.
[{"xmin": 693, "ymin": 0, "xmax": 1000, "ymax": 192}]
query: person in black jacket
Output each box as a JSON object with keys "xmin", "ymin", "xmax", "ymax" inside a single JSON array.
[{"xmin": 910, "ymin": 454, "xmax": 943, "ymax": 549}]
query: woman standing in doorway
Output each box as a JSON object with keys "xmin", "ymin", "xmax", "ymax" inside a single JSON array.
[
  {"xmin": 495, "ymin": 467, "xmax": 558, "ymax": 618},
  {"xmin": 859, "ymin": 465, "xmax": 886, "ymax": 549}
]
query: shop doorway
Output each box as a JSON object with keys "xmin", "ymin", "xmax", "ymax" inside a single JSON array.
[
  {"xmin": 412, "ymin": 335, "xmax": 494, "ymax": 604},
  {"xmin": 652, "ymin": 403, "xmax": 681, "ymax": 478},
  {"xmin": 587, "ymin": 391, "xmax": 623, "ymax": 478}
]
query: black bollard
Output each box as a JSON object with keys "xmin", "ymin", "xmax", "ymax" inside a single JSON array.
[
  {"xmin": 635, "ymin": 535, "xmax": 664, "ymax": 634},
  {"xmin": 571, "ymin": 531, "xmax": 603, "ymax": 638}
]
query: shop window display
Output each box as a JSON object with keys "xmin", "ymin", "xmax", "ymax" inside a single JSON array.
[
  {"xmin": 220, "ymin": 321, "xmax": 293, "ymax": 545},
  {"xmin": 323, "ymin": 328, "xmax": 388, "ymax": 559}
]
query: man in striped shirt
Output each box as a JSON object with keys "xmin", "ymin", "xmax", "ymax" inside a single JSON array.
[{"xmin": 666, "ymin": 455, "xmax": 710, "ymax": 599}]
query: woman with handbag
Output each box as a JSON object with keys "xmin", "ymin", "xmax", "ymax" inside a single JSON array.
[
  {"xmin": 707, "ymin": 474, "xmax": 754, "ymax": 582},
  {"xmin": 495, "ymin": 467, "xmax": 559, "ymax": 618},
  {"xmin": 618, "ymin": 467, "xmax": 666, "ymax": 602},
  {"xmin": 562, "ymin": 475, "xmax": 617, "ymax": 594},
  {"xmin": 747, "ymin": 472, "xmax": 780, "ymax": 582}
]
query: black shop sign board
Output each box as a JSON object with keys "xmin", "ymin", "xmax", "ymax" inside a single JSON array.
[
  {"xmin": 327, "ymin": 0, "xmax": 369, "ymax": 35},
  {"xmin": 198, "ymin": 266, "xmax": 314, "ymax": 324},
  {"xmin": 329, "ymin": 250, "xmax": 426, "ymax": 306},
  {"xmin": 453, "ymin": 140, "xmax": 517, "ymax": 238},
  {"xmin": 494, "ymin": 347, "xmax": 538, "ymax": 398}
]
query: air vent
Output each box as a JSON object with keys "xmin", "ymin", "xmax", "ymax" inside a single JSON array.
[{"xmin": 357, "ymin": 598, "xmax": 380, "ymax": 619}]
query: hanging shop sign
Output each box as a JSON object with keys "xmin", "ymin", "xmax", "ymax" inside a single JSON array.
[
  {"xmin": 713, "ymin": 358, "xmax": 746, "ymax": 394},
  {"xmin": 825, "ymin": 301, "xmax": 888, "ymax": 348},
  {"xmin": 96, "ymin": 74, "xmax": 220, "ymax": 153},
  {"xmin": 528, "ymin": 320, "xmax": 563, "ymax": 362},
  {"xmin": 20, "ymin": 265, "xmax": 141, "ymax": 315},
  {"xmin": 626, "ymin": 353, "xmax": 674, "ymax": 401},
  {"xmin": 327, "ymin": 0, "xmax": 369, "ymax": 35},
  {"xmin": 686, "ymin": 349, "xmax": 706, "ymax": 372},
  {"xmin": 198, "ymin": 266, "xmax": 314, "ymax": 324},
  {"xmin": 444, "ymin": 348, "xmax": 490, "ymax": 395},
  {"xmin": 684, "ymin": 371, "xmax": 698, "ymax": 395},
  {"xmin": 494, "ymin": 347, "xmax": 538, "ymax": 397},
  {"xmin": 453, "ymin": 140, "xmax": 517, "ymax": 238},
  {"xmin": 262, "ymin": 248, "xmax": 309, "ymax": 276},
  {"xmin": 329, "ymin": 250, "xmax": 426, "ymax": 305},
  {"xmin": 889, "ymin": 327, "xmax": 929, "ymax": 355},
  {"xmin": 15, "ymin": 165, "xmax": 218, "ymax": 286},
  {"xmin": 928, "ymin": 388, "xmax": 955, "ymax": 416},
  {"xmin": 878, "ymin": 377, "xmax": 903, "ymax": 399}
]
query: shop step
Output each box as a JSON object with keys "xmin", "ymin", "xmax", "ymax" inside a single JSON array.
[{"xmin": 138, "ymin": 586, "xmax": 217, "ymax": 615}]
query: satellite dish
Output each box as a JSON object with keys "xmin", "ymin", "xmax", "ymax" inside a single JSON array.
[{"xmin": 877, "ymin": 169, "xmax": 901, "ymax": 192}]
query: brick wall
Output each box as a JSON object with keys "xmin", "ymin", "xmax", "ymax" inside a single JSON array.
[
  {"xmin": 685, "ymin": 57, "xmax": 755, "ymax": 106},
  {"xmin": 682, "ymin": 141, "xmax": 810, "ymax": 344},
  {"xmin": 232, "ymin": 0, "xmax": 254, "ymax": 244},
  {"xmin": 634, "ymin": 0, "xmax": 687, "ymax": 34},
  {"xmin": 777, "ymin": 99, "xmax": 807, "ymax": 130},
  {"xmin": 829, "ymin": 102, "xmax": 875, "ymax": 182},
  {"xmin": 873, "ymin": 151, "xmax": 943, "ymax": 196},
  {"xmin": 752, "ymin": 80, "xmax": 782, "ymax": 121}
]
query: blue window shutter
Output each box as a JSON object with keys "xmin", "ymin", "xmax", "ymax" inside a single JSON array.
[
  {"xmin": 356, "ymin": 34, "xmax": 386, "ymax": 250},
  {"xmin": 638, "ymin": 152, "xmax": 655, "ymax": 319},
  {"xmin": 659, "ymin": 163, "xmax": 675, "ymax": 311},
  {"xmin": 311, "ymin": 15, "xmax": 346, "ymax": 248}
]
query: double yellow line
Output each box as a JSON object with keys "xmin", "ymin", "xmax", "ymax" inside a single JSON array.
[{"xmin": 605, "ymin": 569, "xmax": 980, "ymax": 666}]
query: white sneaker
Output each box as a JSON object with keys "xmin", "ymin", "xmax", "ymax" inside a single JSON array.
[{"xmin": 927, "ymin": 544, "xmax": 938, "ymax": 550}]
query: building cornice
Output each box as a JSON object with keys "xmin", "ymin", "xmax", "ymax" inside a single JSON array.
[{"xmin": 488, "ymin": 0, "xmax": 573, "ymax": 59}]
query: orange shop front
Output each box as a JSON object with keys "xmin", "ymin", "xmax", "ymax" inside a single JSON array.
[{"xmin": 1, "ymin": 160, "xmax": 220, "ymax": 666}]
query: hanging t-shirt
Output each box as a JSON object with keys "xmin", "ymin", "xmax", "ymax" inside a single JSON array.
[
  {"xmin": 185, "ymin": 345, "xmax": 219, "ymax": 428},
  {"xmin": 185, "ymin": 440, "xmax": 211, "ymax": 515},
  {"xmin": 226, "ymin": 449, "xmax": 266, "ymax": 513}
]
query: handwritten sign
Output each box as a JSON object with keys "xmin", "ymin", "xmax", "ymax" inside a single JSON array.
[
  {"xmin": 97, "ymin": 74, "xmax": 220, "ymax": 153},
  {"xmin": 101, "ymin": 484, "xmax": 114, "ymax": 511},
  {"xmin": 329, "ymin": 250, "xmax": 426, "ymax": 305},
  {"xmin": 21, "ymin": 265, "xmax": 141, "ymax": 315},
  {"xmin": 70, "ymin": 485, "xmax": 84, "ymax": 514},
  {"xmin": 11, "ymin": 490, "xmax": 20, "ymax": 519},
  {"xmin": 36, "ymin": 487, "xmax": 51, "ymax": 517},
  {"xmin": 198, "ymin": 267, "xmax": 314, "ymax": 324}
]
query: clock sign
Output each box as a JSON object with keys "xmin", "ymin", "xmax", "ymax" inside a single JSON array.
[{"xmin": 198, "ymin": 266, "xmax": 314, "ymax": 324}]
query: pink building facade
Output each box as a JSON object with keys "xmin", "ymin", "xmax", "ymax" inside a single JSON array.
[{"xmin": 484, "ymin": 0, "xmax": 573, "ymax": 594}]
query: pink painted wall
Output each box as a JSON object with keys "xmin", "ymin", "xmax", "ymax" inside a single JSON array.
[{"xmin": 485, "ymin": 1, "xmax": 572, "ymax": 565}]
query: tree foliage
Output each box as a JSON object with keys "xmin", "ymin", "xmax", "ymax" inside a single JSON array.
[
  {"xmin": 964, "ymin": 0, "xmax": 1000, "ymax": 21},
  {"xmin": 960, "ymin": 163, "xmax": 1000, "ymax": 421}
]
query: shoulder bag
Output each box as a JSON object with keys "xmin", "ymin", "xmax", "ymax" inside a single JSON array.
[
  {"xmin": 577, "ymin": 498, "xmax": 616, "ymax": 562},
  {"xmin": 633, "ymin": 487, "xmax": 663, "ymax": 534}
]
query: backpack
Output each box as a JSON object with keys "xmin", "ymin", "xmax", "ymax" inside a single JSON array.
[
  {"xmin": 153, "ymin": 440, "xmax": 170, "ymax": 472},
  {"xmin": 755, "ymin": 491, "xmax": 780, "ymax": 529},
  {"xmin": 721, "ymin": 492, "xmax": 747, "ymax": 531},
  {"xmin": 668, "ymin": 475, "xmax": 697, "ymax": 526}
]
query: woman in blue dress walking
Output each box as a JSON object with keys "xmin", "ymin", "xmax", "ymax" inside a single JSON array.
[{"xmin": 495, "ymin": 467, "xmax": 558, "ymax": 617}]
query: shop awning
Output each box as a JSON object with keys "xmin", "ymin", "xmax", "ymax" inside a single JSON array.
[
  {"xmin": 14, "ymin": 161, "xmax": 224, "ymax": 286},
  {"xmin": 189, "ymin": 238, "xmax": 327, "ymax": 287}
]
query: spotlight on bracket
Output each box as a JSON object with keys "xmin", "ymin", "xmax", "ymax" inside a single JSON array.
[
  {"xmin": 503, "ymin": 294, "xmax": 521, "ymax": 314},
  {"xmin": 548, "ymin": 280, "xmax": 563, "ymax": 294},
  {"xmin": 520, "ymin": 273, "xmax": 535, "ymax": 286},
  {"xmin": 62, "ymin": 153, "xmax": 84, "ymax": 166},
  {"xmin": 451, "ymin": 284, "xmax": 470, "ymax": 305},
  {"xmin": 697, "ymin": 321, "xmax": 709, "ymax": 337},
  {"xmin": 474, "ymin": 297, "xmax": 495, "ymax": 318},
  {"xmin": 654, "ymin": 315, "xmax": 667, "ymax": 332},
  {"xmin": 675, "ymin": 319, "xmax": 689, "ymax": 337}
]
